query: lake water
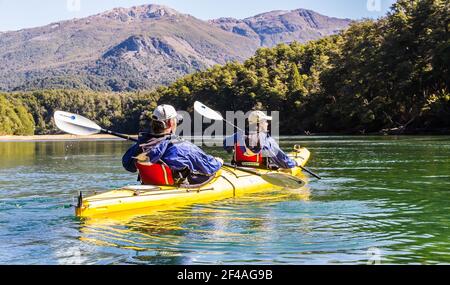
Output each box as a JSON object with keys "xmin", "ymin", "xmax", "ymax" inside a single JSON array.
[{"xmin": 0, "ymin": 136, "xmax": 449, "ymax": 264}]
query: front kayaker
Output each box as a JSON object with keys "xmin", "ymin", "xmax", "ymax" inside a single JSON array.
[
  {"xmin": 122, "ymin": 104, "xmax": 223, "ymax": 185},
  {"xmin": 223, "ymin": 110, "xmax": 297, "ymax": 170}
]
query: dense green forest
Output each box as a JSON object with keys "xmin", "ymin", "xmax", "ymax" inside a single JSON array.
[
  {"xmin": 0, "ymin": 0, "xmax": 448, "ymax": 136},
  {"xmin": 0, "ymin": 95, "xmax": 35, "ymax": 135},
  {"xmin": 158, "ymin": 0, "xmax": 449, "ymax": 134},
  {"xmin": 0, "ymin": 90, "xmax": 158, "ymax": 135}
]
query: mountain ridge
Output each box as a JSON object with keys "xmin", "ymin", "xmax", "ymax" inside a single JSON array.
[{"xmin": 0, "ymin": 4, "xmax": 351, "ymax": 91}]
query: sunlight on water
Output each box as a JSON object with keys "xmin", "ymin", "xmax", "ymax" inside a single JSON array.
[{"xmin": 0, "ymin": 136, "xmax": 449, "ymax": 264}]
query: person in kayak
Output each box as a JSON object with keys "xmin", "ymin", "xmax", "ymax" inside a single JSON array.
[
  {"xmin": 122, "ymin": 104, "xmax": 223, "ymax": 185},
  {"xmin": 223, "ymin": 110, "xmax": 296, "ymax": 170}
]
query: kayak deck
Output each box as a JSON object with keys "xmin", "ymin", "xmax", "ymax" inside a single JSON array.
[{"xmin": 75, "ymin": 148, "xmax": 310, "ymax": 218}]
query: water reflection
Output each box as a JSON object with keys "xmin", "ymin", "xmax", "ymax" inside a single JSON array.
[{"xmin": 78, "ymin": 188, "xmax": 311, "ymax": 264}]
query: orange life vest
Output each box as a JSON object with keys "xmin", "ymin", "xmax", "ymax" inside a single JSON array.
[
  {"xmin": 136, "ymin": 162, "xmax": 175, "ymax": 186},
  {"xmin": 233, "ymin": 142, "xmax": 266, "ymax": 168}
]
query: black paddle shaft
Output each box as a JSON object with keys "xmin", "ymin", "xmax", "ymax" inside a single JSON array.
[
  {"xmin": 298, "ymin": 164, "xmax": 322, "ymax": 179},
  {"xmin": 101, "ymin": 129, "xmax": 138, "ymax": 142},
  {"xmin": 223, "ymin": 163, "xmax": 262, "ymax": 177}
]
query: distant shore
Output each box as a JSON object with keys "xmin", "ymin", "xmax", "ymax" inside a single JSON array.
[
  {"xmin": 1, "ymin": 131, "xmax": 448, "ymax": 143},
  {"xmin": 0, "ymin": 134, "xmax": 136, "ymax": 142}
]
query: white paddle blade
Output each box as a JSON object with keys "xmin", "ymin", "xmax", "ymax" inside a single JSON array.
[
  {"xmin": 262, "ymin": 173, "xmax": 306, "ymax": 189},
  {"xmin": 194, "ymin": 101, "xmax": 224, "ymax": 121},
  {"xmin": 54, "ymin": 111, "xmax": 102, "ymax": 136}
]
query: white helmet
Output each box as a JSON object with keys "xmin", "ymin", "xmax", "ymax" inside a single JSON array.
[{"xmin": 152, "ymin": 104, "xmax": 183, "ymax": 122}]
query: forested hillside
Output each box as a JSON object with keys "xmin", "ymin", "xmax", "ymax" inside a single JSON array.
[
  {"xmin": 0, "ymin": 90, "xmax": 156, "ymax": 135},
  {"xmin": 156, "ymin": 0, "xmax": 449, "ymax": 134}
]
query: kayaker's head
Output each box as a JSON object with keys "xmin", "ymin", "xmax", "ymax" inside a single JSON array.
[
  {"xmin": 248, "ymin": 111, "xmax": 272, "ymax": 134},
  {"xmin": 151, "ymin": 104, "xmax": 182, "ymax": 135}
]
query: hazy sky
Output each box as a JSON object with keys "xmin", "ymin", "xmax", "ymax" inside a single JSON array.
[{"xmin": 0, "ymin": 0, "xmax": 397, "ymax": 32}]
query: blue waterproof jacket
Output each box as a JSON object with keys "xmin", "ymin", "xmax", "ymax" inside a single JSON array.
[
  {"xmin": 223, "ymin": 132, "xmax": 296, "ymax": 169},
  {"xmin": 123, "ymin": 134, "xmax": 222, "ymax": 177}
]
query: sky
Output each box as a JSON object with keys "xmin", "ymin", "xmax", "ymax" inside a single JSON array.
[{"xmin": 0, "ymin": 0, "xmax": 397, "ymax": 32}]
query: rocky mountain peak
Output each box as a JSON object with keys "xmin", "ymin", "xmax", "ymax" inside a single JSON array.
[
  {"xmin": 247, "ymin": 10, "xmax": 291, "ymax": 19},
  {"xmin": 96, "ymin": 4, "xmax": 181, "ymax": 21}
]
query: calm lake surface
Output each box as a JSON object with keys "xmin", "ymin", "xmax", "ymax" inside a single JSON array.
[{"xmin": 0, "ymin": 136, "xmax": 449, "ymax": 264}]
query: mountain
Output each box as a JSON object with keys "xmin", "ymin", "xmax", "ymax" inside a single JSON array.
[
  {"xmin": 211, "ymin": 9, "xmax": 351, "ymax": 47},
  {"xmin": 0, "ymin": 4, "xmax": 351, "ymax": 92}
]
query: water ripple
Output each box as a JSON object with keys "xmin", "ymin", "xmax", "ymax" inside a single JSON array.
[{"xmin": 0, "ymin": 138, "xmax": 449, "ymax": 264}]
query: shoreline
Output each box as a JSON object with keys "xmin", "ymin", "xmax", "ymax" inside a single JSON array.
[
  {"xmin": 0, "ymin": 134, "xmax": 136, "ymax": 142},
  {"xmin": 1, "ymin": 132, "xmax": 448, "ymax": 143}
]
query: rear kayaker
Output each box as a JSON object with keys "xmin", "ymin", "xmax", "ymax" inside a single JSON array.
[
  {"xmin": 224, "ymin": 110, "xmax": 298, "ymax": 170},
  {"xmin": 75, "ymin": 148, "xmax": 310, "ymax": 218}
]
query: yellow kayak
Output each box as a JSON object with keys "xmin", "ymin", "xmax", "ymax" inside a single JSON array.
[{"xmin": 75, "ymin": 148, "xmax": 310, "ymax": 218}]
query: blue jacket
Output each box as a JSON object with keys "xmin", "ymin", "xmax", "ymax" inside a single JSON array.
[
  {"xmin": 123, "ymin": 134, "xmax": 222, "ymax": 176},
  {"xmin": 122, "ymin": 133, "xmax": 153, "ymax": 173},
  {"xmin": 223, "ymin": 132, "xmax": 297, "ymax": 169}
]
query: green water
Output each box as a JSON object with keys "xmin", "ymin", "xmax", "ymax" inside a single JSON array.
[{"xmin": 0, "ymin": 136, "xmax": 449, "ymax": 264}]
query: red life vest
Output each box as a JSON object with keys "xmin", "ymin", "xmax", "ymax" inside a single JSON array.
[
  {"xmin": 136, "ymin": 162, "xmax": 175, "ymax": 186},
  {"xmin": 233, "ymin": 142, "xmax": 265, "ymax": 168}
]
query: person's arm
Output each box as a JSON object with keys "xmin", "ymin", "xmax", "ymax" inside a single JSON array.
[
  {"xmin": 122, "ymin": 143, "xmax": 141, "ymax": 173},
  {"xmin": 223, "ymin": 133, "xmax": 238, "ymax": 154},
  {"xmin": 188, "ymin": 144, "xmax": 224, "ymax": 175},
  {"xmin": 198, "ymin": 153, "xmax": 223, "ymax": 175},
  {"xmin": 264, "ymin": 136, "xmax": 297, "ymax": 169},
  {"xmin": 121, "ymin": 133, "xmax": 152, "ymax": 173}
]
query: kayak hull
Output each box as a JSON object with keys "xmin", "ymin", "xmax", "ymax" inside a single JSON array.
[{"xmin": 75, "ymin": 148, "xmax": 310, "ymax": 217}]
